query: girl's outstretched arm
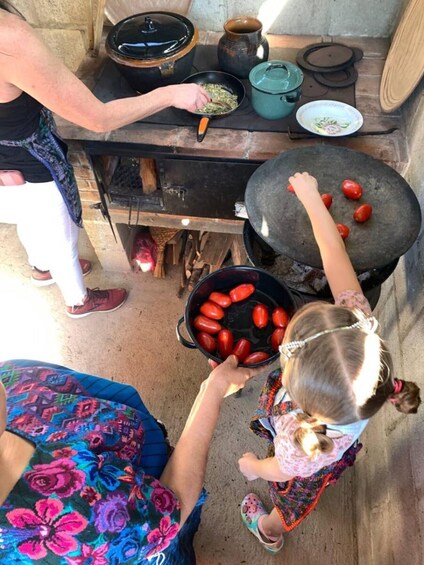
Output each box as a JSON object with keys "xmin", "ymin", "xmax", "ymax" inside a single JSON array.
[
  {"xmin": 239, "ymin": 452, "xmax": 293, "ymax": 482},
  {"xmin": 288, "ymin": 171, "xmax": 361, "ymax": 299}
]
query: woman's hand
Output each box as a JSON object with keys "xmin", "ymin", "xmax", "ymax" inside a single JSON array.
[
  {"xmin": 207, "ymin": 354, "xmax": 262, "ymax": 398},
  {"xmin": 238, "ymin": 452, "xmax": 260, "ymax": 480},
  {"xmin": 164, "ymin": 83, "xmax": 211, "ymax": 112}
]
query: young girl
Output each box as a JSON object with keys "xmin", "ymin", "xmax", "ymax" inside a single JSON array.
[{"xmin": 238, "ymin": 171, "xmax": 421, "ymax": 553}]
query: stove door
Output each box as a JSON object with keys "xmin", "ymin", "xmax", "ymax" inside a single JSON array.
[{"xmin": 158, "ymin": 158, "xmax": 261, "ymax": 219}]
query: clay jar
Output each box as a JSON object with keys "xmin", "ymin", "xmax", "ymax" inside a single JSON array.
[{"xmin": 217, "ymin": 17, "xmax": 269, "ymax": 79}]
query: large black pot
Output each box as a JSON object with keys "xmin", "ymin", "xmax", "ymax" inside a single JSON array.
[
  {"xmin": 106, "ymin": 12, "xmax": 199, "ymax": 93},
  {"xmin": 176, "ymin": 265, "xmax": 299, "ymax": 368},
  {"xmin": 243, "ymin": 220, "xmax": 398, "ymax": 310}
]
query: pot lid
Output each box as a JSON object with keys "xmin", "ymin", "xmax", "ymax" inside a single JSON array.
[
  {"xmin": 249, "ymin": 60, "xmax": 303, "ymax": 93},
  {"xmin": 245, "ymin": 146, "xmax": 422, "ymax": 271},
  {"xmin": 106, "ymin": 11, "xmax": 195, "ymax": 60}
]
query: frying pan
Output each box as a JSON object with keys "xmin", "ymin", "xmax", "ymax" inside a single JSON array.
[{"xmin": 182, "ymin": 71, "xmax": 245, "ymax": 142}]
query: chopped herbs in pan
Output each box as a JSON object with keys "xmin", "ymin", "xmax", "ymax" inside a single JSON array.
[{"xmin": 195, "ymin": 83, "xmax": 239, "ymax": 114}]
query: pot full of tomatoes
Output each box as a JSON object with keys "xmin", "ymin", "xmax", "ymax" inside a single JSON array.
[{"xmin": 176, "ymin": 265, "xmax": 297, "ymax": 367}]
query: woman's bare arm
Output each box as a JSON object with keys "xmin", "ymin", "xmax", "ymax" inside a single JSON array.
[
  {"xmin": 160, "ymin": 356, "xmax": 262, "ymax": 526},
  {"xmin": 0, "ymin": 14, "xmax": 209, "ymax": 132},
  {"xmin": 288, "ymin": 171, "xmax": 361, "ymax": 298}
]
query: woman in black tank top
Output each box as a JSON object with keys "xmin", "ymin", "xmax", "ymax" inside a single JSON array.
[{"xmin": 0, "ymin": 2, "xmax": 209, "ymax": 318}]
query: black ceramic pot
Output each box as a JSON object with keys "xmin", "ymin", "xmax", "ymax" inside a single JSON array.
[
  {"xmin": 106, "ymin": 11, "xmax": 199, "ymax": 93},
  {"xmin": 176, "ymin": 265, "xmax": 298, "ymax": 367}
]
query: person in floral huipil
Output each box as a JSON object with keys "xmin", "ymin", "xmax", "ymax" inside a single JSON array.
[{"xmin": 0, "ymin": 357, "xmax": 260, "ymax": 564}]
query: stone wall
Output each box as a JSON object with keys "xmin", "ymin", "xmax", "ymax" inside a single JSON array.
[{"xmin": 354, "ymin": 45, "xmax": 424, "ymax": 565}]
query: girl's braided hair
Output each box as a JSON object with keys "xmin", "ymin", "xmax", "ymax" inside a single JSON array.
[{"xmin": 281, "ymin": 302, "xmax": 421, "ymax": 458}]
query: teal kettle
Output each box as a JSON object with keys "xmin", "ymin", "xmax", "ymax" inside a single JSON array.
[{"xmin": 249, "ymin": 60, "xmax": 303, "ymax": 120}]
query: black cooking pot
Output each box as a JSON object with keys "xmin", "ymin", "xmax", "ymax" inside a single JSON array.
[
  {"xmin": 243, "ymin": 220, "xmax": 398, "ymax": 310},
  {"xmin": 106, "ymin": 12, "xmax": 199, "ymax": 93},
  {"xmin": 176, "ymin": 265, "xmax": 299, "ymax": 368}
]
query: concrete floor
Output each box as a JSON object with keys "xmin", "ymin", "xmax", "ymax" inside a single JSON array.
[{"xmin": 0, "ymin": 223, "xmax": 359, "ymax": 565}]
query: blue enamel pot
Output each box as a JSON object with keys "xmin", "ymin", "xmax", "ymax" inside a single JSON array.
[{"xmin": 249, "ymin": 60, "xmax": 304, "ymax": 120}]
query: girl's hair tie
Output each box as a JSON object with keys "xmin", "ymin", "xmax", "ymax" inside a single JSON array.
[
  {"xmin": 279, "ymin": 316, "xmax": 378, "ymax": 359},
  {"xmin": 392, "ymin": 378, "xmax": 404, "ymax": 395}
]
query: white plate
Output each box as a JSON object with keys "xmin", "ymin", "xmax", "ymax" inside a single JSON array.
[{"xmin": 296, "ymin": 100, "xmax": 363, "ymax": 137}]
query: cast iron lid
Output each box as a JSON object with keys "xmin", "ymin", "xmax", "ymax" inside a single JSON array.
[
  {"xmin": 106, "ymin": 11, "xmax": 196, "ymax": 61},
  {"xmin": 245, "ymin": 146, "xmax": 422, "ymax": 272}
]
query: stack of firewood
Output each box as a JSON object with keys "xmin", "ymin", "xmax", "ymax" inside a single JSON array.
[{"xmin": 177, "ymin": 231, "xmax": 247, "ymax": 297}]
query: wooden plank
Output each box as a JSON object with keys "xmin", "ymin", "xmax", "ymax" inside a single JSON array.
[
  {"xmin": 231, "ymin": 234, "xmax": 249, "ymax": 265},
  {"xmin": 103, "ymin": 208, "xmax": 245, "ymax": 234},
  {"xmin": 139, "ymin": 158, "xmax": 158, "ymax": 194},
  {"xmin": 93, "ymin": 0, "xmax": 107, "ymax": 53},
  {"xmin": 200, "ymin": 233, "xmax": 234, "ymax": 270}
]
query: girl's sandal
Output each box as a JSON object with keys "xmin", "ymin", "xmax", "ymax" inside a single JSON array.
[{"xmin": 240, "ymin": 493, "xmax": 284, "ymax": 554}]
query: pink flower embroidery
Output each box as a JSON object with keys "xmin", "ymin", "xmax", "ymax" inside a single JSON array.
[
  {"xmin": 146, "ymin": 515, "xmax": 179, "ymax": 557},
  {"xmin": 65, "ymin": 542, "xmax": 109, "ymax": 565},
  {"xmin": 6, "ymin": 497, "xmax": 87, "ymax": 559},
  {"xmin": 24, "ymin": 458, "xmax": 85, "ymax": 498}
]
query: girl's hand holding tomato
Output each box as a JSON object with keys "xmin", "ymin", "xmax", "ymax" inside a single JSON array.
[
  {"xmin": 193, "ymin": 315, "xmax": 222, "ymax": 334},
  {"xmin": 272, "ymin": 306, "xmax": 289, "ymax": 328},
  {"xmin": 217, "ymin": 329, "xmax": 234, "ymax": 360},
  {"xmin": 229, "ymin": 283, "xmax": 255, "ymax": 303},
  {"xmin": 252, "ymin": 303, "xmax": 269, "ymax": 328},
  {"xmin": 208, "ymin": 291, "xmax": 232, "ymax": 308},
  {"xmin": 232, "ymin": 338, "xmax": 252, "ymax": 362},
  {"xmin": 199, "ymin": 300, "xmax": 224, "ymax": 320}
]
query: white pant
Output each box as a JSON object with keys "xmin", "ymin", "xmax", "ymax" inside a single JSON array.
[{"xmin": 0, "ymin": 180, "xmax": 86, "ymax": 306}]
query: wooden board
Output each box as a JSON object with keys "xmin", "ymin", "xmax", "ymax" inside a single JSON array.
[
  {"xmin": 105, "ymin": 1, "xmax": 193, "ymax": 24},
  {"xmin": 380, "ymin": 0, "xmax": 424, "ymax": 112}
]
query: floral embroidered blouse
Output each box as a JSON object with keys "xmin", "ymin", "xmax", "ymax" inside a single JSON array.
[
  {"xmin": 0, "ymin": 365, "xmax": 180, "ymax": 564},
  {"xmin": 272, "ymin": 290, "xmax": 372, "ymax": 478}
]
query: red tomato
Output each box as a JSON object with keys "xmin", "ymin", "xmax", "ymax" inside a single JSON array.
[
  {"xmin": 199, "ymin": 300, "xmax": 225, "ymax": 320},
  {"xmin": 252, "ymin": 303, "xmax": 269, "ymax": 328},
  {"xmin": 196, "ymin": 332, "xmax": 216, "ymax": 354},
  {"xmin": 229, "ymin": 283, "xmax": 255, "ymax": 303},
  {"xmin": 271, "ymin": 328, "xmax": 286, "ymax": 352},
  {"xmin": 336, "ymin": 223, "xmax": 350, "ymax": 240},
  {"xmin": 217, "ymin": 329, "xmax": 234, "ymax": 360},
  {"xmin": 353, "ymin": 203, "xmax": 373, "ymax": 223},
  {"xmin": 232, "ymin": 338, "xmax": 252, "ymax": 362},
  {"xmin": 287, "ymin": 183, "xmax": 295, "ymax": 193},
  {"xmin": 193, "ymin": 315, "xmax": 222, "ymax": 334},
  {"xmin": 341, "ymin": 179, "xmax": 363, "ymax": 200},
  {"xmin": 208, "ymin": 291, "xmax": 232, "ymax": 308},
  {"xmin": 321, "ymin": 193, "xmax": 333, "ymax": 209},
  {"xmin": 272, "ymin": 306, "xmax": 289, "ymax": 328},
  {"xmin": 244, "ymin": 351, "xmax": 270, "ymax": 365}
]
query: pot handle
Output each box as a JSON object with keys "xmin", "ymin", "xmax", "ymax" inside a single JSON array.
[
  {"xmin": 284, "ymin": 90, "xmax": 301, "ymax": 103},
  {"xmin": 265, "ymin": 63, "xmax": 289, "ymax": 74},
  {"xmin": 197, "ymin": 117, "xmax": 210, "ymax": 142},
  {"xmin": 176, "ymin": 316, "xmax": 197, "ymax": 348},
  {"xmin": 159, "ymin": 60, "xmax": 175, "ymax": 77}
]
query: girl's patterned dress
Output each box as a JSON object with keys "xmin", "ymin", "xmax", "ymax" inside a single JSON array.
[{"xmin": 0, "ymin": 361, "xmax": 190, "ymax": 564}]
